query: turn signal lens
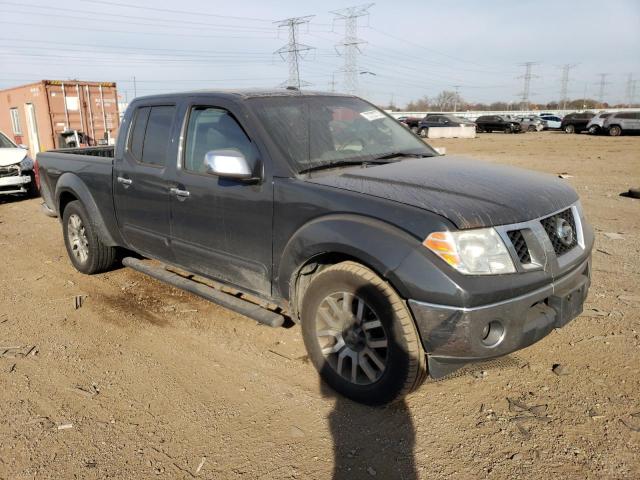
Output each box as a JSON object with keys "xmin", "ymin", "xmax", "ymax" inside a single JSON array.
[{"xmin": 423, "ymin": 228, "xmax": 516, "ymax": 275}]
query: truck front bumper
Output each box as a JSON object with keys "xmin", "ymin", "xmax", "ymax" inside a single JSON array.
[{"xmin": 408, "ymin": 256, "xmax": 591, "ymax": 378}]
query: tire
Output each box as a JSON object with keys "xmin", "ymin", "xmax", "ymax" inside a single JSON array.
[
  {"xmin": 564, "ymin": 124, "xmax": 575, "ymax": 134},
  {"xmin": 410, "ymin": 126, "xmax": 419, "ymax": 134},
  {"xmin": 609, "ymin": 125, "xmax": 622, "ymax": 137},
  {"xmin": 62, "ymin": 200, "xmax": 116, "ymax": 274},
  {"xmin": 300, "ymin": 261, "xmax": 427, "ymax": 405},
  {"xmin": 588, "ymin": 125, "xmax": 599, "ymax": 135},
  {"xmin": 419, "ymin": 127, "xmax": 428, "ymax": 138},
  {"xmin": 504, "ymin": 127, "xmax": 512, "ymax": 134},
  {"xmin": 527, "ymin": 125, "xmax": 537, "ymax": 132}
]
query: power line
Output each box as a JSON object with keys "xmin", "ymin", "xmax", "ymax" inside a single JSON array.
[
  {"xmin": 517, "ymin": 62, "xmax": 539, "ymax": 109},
  {"xmin": 80, "ymin": 0, "xmax": 276, "ymax": 22},
  {"xmin": 274, "ymin": 16, "xmax": 315, "ymax": 88},
  {"xmin": 0, "ymin": 2, "xmax": 276, "ymax": 32},
  {"xmin": 331, "ymin": 3, "xmax": 374, "ymax": 95},
  {"xmin": 559, "ymin": 63, "xmax": 578, "ymax": 110}
]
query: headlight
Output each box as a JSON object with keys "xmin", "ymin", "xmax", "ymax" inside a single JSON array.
[
  {"xmin": 423, "ymin": 228, "xmax": 516, "ymax": 275},
  {"xmin": 19, "ymin": 156, "xmax": 34, "ymax": 171}
]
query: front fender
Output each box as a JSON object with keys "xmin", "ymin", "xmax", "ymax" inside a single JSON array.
[
  {"xmin": 277, "ymin": 213, "xmax": 431, "ymax": 302},
  {"xmin": 55, "ymin": 172, "xmax": 120, "ymax": 247}
]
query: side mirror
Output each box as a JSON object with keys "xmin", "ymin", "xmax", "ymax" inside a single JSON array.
[{"xmin": 204, "ymin": 149, "xmax": 257, "ymax": 180}]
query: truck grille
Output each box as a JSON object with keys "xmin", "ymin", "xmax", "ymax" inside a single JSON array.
[
  {"xmin": 507, "ymin": 230, "xmax": 531, "ymax": 264},
  {"xmin": 0, "ymin": 165, "xmax": 20, "ymax": 178},
  {"xmin": 540, "ymin": 208, "xmax": 578, "ymax": 256}
]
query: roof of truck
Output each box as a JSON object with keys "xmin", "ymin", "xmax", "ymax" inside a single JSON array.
[{"xmin": 133, "ymin": 88, "xmax": 352, "ymax": 102}]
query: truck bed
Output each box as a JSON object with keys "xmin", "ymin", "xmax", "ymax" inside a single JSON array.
[
  {"xmin": 36, "ymin": 147, "xmax": 117, "ymax": 232},
  {"xmin": 48, "ymin": 146, "xmax": 115, "ymax": 158}
]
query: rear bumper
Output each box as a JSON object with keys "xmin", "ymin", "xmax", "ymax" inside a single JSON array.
[{"xmin": 408, "ymin": 256, "xmax": 591, "ymax": 378}]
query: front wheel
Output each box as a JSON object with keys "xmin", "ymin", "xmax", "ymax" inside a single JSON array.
[
  {"xmin": 410, "ymin": 126, "xmax": 419, "ymax": 134},
  {"xmin": 609, "ymin": 125, "xmax": 622, "ymax": 137},
  {"xmin": 62, "ymin": 200, "xmax": 117, "ymax": 274},
  {"xmin": 564, "ymin": 124, "xmax": 576, "ymax": 134},
  {"xmin": 527, "ymin": 125, "xmax": 537, "ymax": 132},
  {"xmin": 300, "ymin": 261, "xmax": 427, "ymax": 405},
  {"xmin": 588, "ymin": 125, "xmax": 599, "ymax": 135},
  {"xmin": 419, "ymin": 127, "xmax": 429, "ymax": 138}
]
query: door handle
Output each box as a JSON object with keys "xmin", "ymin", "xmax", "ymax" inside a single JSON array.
[
  {"xmin": 117, "ymin": 176, "xmax": 133, "ymax": 186},
  {"xmin": 169, "ymin": 187, "xmax": 190, "ymax": 198}
]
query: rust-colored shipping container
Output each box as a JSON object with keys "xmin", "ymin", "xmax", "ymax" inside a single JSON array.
[{"xmin": 0, "ymin": 80, "xmax": 120, "ymax": 158}]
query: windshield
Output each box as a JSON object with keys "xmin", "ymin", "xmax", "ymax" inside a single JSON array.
[
  {"xmin": 248, "ymin": 95, "xmax": 436, "ymax": 172},
  {"xmin": 0, "ymin": 132, "xmax": 16, "ymax": 148}
]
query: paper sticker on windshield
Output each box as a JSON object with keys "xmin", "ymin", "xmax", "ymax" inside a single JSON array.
[{"xmin": 360, "ymin": 110, "xmax": 386, "ymax": 121}]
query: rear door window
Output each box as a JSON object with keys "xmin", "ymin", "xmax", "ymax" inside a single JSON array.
[
  {"xmin": 129, "ymin": 107, "xmax": 150, "ymax": 161},
  {"xmin": 141, "ymin": 106, "xmax": 176, "ymax": 167}
]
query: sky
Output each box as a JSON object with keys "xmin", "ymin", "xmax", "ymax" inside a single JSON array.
[{"xmin": 1, "ymin": 0, "xmax": 639, "ymax": 107}]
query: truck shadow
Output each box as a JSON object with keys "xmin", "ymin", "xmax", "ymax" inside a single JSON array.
[{"xmin": 320, "ymin": 380, "xmax": 418, "ymax": 479}]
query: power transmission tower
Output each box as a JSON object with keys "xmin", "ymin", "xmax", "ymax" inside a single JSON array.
[
  {"xmin": 331, "ymin": 3, "xmax": 374, "ymax": 95},
  {"xmin": 595, "ymin": 73, "xmax": 610, "ymax": 105},
  {"xmin": 329, "ymin": 73, "xmax": 337, "ymax": 92},
  {"xmin": 517, "ymin": 62, "xmax": 539, "ymax": 109},
  {"xmin": 559, "ymin": 64, "xmax": 577, "ymax": 110},
  {"xmin": 453, "ymin": 85, "xmax": 461, "ymax": 112},
  {"xmin": 625, "ymin": 73, "xmax": 634, "ymax": 107},
  {"xmin": 632, "ymin": 80, "xmax": 639, "ymax": 107},
  {"xmin": 274, "ymin": 16, "xmax": 315, "ymax": 89}
]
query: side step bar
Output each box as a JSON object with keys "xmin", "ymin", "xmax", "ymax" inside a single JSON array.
[{"xmin": 122, "ymin": 257, "xmax": 286, "ymax": 328}]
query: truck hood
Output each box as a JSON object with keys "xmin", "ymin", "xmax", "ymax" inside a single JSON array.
[
  {"xmin": 305, "ymin": 155, "xmax": 579, "ymax": 229},
  {"xmin": 0, "ymin": 148, "xmax": 27, "ymax": 167}
]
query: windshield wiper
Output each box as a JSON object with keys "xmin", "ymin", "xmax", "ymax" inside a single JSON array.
[
  {"xmin": 299, "ymin": 159, "xmax": 391, "ymax": 174},
  {"xmin": 373, "ymin": 151, "xmax": 428, "ymax": 161}
]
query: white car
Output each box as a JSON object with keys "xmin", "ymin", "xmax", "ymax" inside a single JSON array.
[
  {"xmin": 539, "ymin": 115, "xmax": 562, "ymax": 130},
  {"xmin": 0, "ymin": 131, "xmax": 37, "ymax": 196}
]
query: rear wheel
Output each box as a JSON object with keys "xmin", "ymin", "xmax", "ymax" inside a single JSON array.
[
  {"xmin": 609, "ymin": 125, "xmax": 622, "ymax": 137},
  {"xmin": 504, "ymin": 126, "xmax": 512, "ymax": 134},
  {"xmin": 564, "ymin": 124, "xmax": 576, "ymax": 134},
  {"xmin": 62, "ymin": 200, "xmax": 116, "ymax": 274},
  {"xmin": 300, "ymin": 261, "xmax": 427, "ymax": 405}
]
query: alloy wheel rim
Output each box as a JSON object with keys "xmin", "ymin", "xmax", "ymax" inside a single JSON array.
[
  {"xmin": 315, "ymin": 291, "xmax": 388, "ymax": 385},
  {"xmin": 68, "ymin": 214, "xmax": 89, "ymax": 264}
]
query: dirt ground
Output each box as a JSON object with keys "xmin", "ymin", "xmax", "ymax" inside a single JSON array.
[{"xmin": 0, "ymin": 131, "xmax": 639, "ymax": 479}]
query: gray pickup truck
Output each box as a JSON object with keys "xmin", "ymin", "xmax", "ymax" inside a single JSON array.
[{"xmin": 37, "ymin": 90, "xmax": 593, "ymax": 405}]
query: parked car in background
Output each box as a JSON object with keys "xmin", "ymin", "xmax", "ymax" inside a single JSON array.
[
  {"xmin": 417, "ymin": 114, "xmax": 476, "ymax": 137},
  {"xmin": 539, "ymin": 114, "xmax": 562, "ymax": 130},
  {"xmin": 396, "ymin": 116, "xmax": 421, "ymax": 133},
  {"xmin": 475, "ymin": 115, "xmax": 521, "ymax": 133},
  {"xmin": 602, "ymin": 111, "xmax": 640, "ymax": 136},
  {"xmin": 0, "ymin": 131, "xmax": 38, "ymax": 196},
  {"xmin": 585, "ymin": 112, "xmax": 612, "ymax": 135},
  {"xmin": 560, "ymin": 112, "xmax": 595, "ymax": 134},
  {"xmin": 514, "ymin": 115, "xmax": 546, "ymax": 132}
]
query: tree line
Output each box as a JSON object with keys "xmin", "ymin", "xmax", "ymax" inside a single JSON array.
[{"xmin": 385, "ymin": 90, "xmax": 639, "ymax": 112}]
